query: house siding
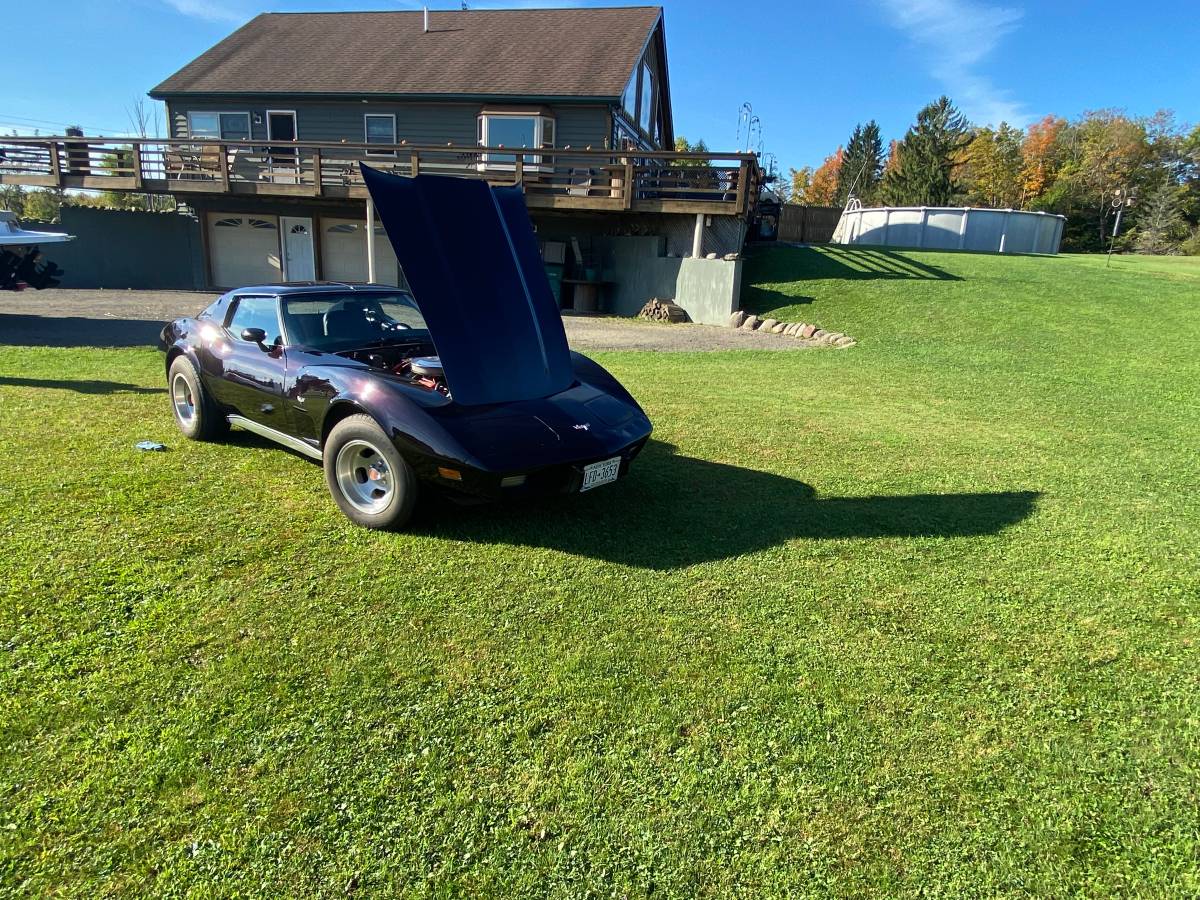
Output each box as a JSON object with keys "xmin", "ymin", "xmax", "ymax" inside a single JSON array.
[{"xmin": 166, "ymin": 98, "xmax": 612, "ymax": 149}]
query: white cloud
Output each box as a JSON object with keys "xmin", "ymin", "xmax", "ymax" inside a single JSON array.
[{"xmin": 876, "ymin": 0, "xmax": 1029, "ymax": 127}]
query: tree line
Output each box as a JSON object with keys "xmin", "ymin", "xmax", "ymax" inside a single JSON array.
[{"xmin": 787, "ymin": 97, "xmax": 1200, "ymax": 254}]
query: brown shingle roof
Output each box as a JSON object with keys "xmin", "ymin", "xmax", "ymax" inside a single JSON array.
[{"xmin": 151, "ymin": 7, "xmax": 662, "ymax": 99}]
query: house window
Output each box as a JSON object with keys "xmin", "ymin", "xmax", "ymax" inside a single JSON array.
[
  {"xmin": 187, "ymin": 111, "xmax": 251, "ymax": 141},
  {"xmin": 478, "ymin": 113, "xmax": 555, "ymax": 169},
  {"xmin": 638, "ymin": 62, "xmax": 654, "ymax": 135},
  {"xmin": 621, "ymin": 74, "xmax": 637, "ymax": 119},
  {"xmin": 364, "ymin": 114, "xmax": 397, "ymax": 155}
]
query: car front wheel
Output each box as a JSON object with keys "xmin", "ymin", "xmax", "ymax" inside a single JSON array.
[
  {"xmin": 168, "ymin": 355, "xmax": 228, "ymax": 441},
  {"xmin": 324, "ymin": 414, "xmax": 417, "ymax": 530}
]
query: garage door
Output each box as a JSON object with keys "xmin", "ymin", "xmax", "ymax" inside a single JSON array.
[
  {"xmin": 207, "ymin": 214, "xmax": 282, "ymax": 287},
  {"xmin": 321, "ymin": 219, "xmax": 401, "ymax": 286}
]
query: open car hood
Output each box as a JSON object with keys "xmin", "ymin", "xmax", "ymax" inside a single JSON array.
[{"xmin": 360, "ymin": 165, "xmax": 573, "ymax": 407}]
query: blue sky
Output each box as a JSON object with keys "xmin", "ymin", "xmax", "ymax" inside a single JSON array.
[{"xmin": 5, "ymin": 0, "xmax": 1197, "ymax": 173}]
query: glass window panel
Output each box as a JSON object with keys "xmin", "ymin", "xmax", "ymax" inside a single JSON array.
[
  {"xmin": 541, "ymin": 117, "xmax": 555, "ymax": 149},
  {"xmin": 622, "ymin": 75, "xmax": 636, "ymax": 117},
  {"xmin": 639, "ymin": 63, "xmax": 654, "ymax": 134},
  {"xmin": 486, "ymin": 116, "xmax": 538, "ymax": 164},
  {"xmin": 365, "ymin": 115, "xmax": 395, "ymax": 144},
  {"xmin": 228, "ymin": 297, "xmax": 283, "ymax": 345},
  {"xmin": 188, "ymin": 112, "xmax": 220, "ymax": 139},
  {"xmin": 219, "ymin": 113, "xmax": 250, "ymax": 141}
]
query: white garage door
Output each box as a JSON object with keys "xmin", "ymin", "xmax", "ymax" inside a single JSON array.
[
  {"xmin": 321, "ymin": 218, "xmax": 401, "ymax": 286},
  {"xmin": 207, "ymin": 214, "xmax": 282, "ymax": 287}
]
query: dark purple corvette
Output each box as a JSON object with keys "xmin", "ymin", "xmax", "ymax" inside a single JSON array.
[{"xmin": 159, "ymin": 166, "xmax": 651, "ymax": 530}]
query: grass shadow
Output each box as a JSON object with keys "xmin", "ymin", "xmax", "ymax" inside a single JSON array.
[
  {"xmin": 421, "ymin": 442, "xmax": 1039, "ymax": 569},
  {"xmin": 742, "ymin": 245, "xmax": 962, "ymax": 316},
  {"xmin": 0, "ymin": 314, "xmax": 164, "ymax": 348}
]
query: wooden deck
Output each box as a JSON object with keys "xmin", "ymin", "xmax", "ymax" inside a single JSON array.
[{"xmin": 0, "ymin": 137, "xmax": 762, "ymax": 218}]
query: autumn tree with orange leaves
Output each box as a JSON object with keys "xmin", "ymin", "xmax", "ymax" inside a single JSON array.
[
  {"xmin": 1020, "ymin": 115, "xmax": 1066, "ymax": 203},
  {"xmin": 807, "ymin": 147, "xmax": 843, "ymax": 206}
]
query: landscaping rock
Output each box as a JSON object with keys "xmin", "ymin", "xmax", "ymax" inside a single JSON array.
[
  {"xmin": 786, "ymin": 323, "xmax": 802, "ymax": 336},
  {"xmin": 824, "ymin": 331, "xmax": 845, "ymax": 343},
  {"xmin": 770, "ymin": 322, "xmax": 787, "ymax": 333},
  {"xmin": 723, "ymin": 252, "xmax": 739, "ymax": 261},
  {"xmin": 740, "ymin": 315, "xmax": 761, "ymax": 331},
  {"xmin": 811, "ymin": 329, "xmax": 827, "ymax": 340},
  {"xmin": 759, "ymin": 318, "xmax": 779, "ymax": 332},
  {"xmin": 728, "ymin": 310, "xmax": 747, "ymax": 329},
  {"xmin": 800, "ymin": 324, "xmax": 816, "ymax": 338},
  {"xmin": 835, "ymin": 336, "xmax": 857, "ymax": 347},
  {"xmin": 705, "ymin": 252, "xmax": 718, "ymax": 259}
]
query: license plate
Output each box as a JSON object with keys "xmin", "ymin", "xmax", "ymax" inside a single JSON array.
[{"xmin": 580, "ymin": 455, "xmax": 622, "ymax": 492}]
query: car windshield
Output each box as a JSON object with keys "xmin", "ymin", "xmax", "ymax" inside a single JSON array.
[{"xmin": 281, "ymin": 292, "xmax": 430, "ymax": 351}]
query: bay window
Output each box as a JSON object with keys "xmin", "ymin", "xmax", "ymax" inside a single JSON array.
[{"xmin": 477, "ymin": 110, "xmax": 556, "ymax": 170}]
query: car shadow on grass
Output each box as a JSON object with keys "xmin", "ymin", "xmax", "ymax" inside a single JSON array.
[
  {"xmin": 0, "ymin": 375, "xmax": 163, "ymax": 394},
  {"xmin": 422, "ymin": 442, "xmax": 1040, "ymax": 569},
  {"xmin": 0, "ymin": 314, "xmax": 164, "ymax": 348}
]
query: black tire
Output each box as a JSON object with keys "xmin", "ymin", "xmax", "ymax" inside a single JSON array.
[
  {"xmin": 323, "ymin": 414, "xmax": 418, "ymax": 530},
  {"xmin": 168, "ymin": 355, "xmax": 228, "ymax": 441}
]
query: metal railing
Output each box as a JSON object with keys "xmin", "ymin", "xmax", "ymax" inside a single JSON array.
[{"xmin": 0, "ymin": 136, "xmax": 761, "ymax": 217}]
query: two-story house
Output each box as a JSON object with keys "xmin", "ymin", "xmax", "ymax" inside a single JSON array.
[{"xmin": 149, "ymin": 6, "xmax": 680, "ymax": 289}]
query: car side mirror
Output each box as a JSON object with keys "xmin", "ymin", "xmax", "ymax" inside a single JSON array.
[{"xmin": 240, "ymin": 327, "xmax": 269, "ymax": 348}]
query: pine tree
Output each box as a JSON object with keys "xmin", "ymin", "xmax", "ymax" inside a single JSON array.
[
  {"xmin": 880, "ymin": 97, "xmax": 969, "ymax": 206},
  {"xmin": 1134, "ymin": 182, "xmax": 1185, "ymax": 254},
  {"xmin": 836, "ymin": 121, "xmax": 884, "ymax": 205}
]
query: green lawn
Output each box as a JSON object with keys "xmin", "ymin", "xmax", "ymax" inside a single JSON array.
[{"xmin": 2, "ymin": 248, "xmax": 1198, "ymax": 896}]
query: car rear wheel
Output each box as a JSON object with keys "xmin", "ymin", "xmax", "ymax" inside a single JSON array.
[
  {"xmin": 168, "ymin": 356, "xmax": 228, "ymax": 441},
  {"xmin": 324, "ymin": 414, "xmax": 417, "ymax": 530}
]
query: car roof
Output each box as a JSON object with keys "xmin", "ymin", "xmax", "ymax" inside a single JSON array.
[{"xmin": 228, "ymin": 282, "xmax": 406, "ymax": 296}]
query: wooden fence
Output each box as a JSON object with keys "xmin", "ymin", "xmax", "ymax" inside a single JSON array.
[{"xmin": 778, "ymin": 204, "xmax": 843, "ymax": 243}]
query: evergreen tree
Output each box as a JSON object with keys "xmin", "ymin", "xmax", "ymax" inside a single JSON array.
[
  {"xmin": 880, "ymin": 97, "xmax": 969, "ymax": 206},
  {"xmin": 1134, "ymin": 182, "xmax": 1185, "ymax": 254},
  {"xmin": 836, "ymin": 121, "xmax": 884, "ymax": 205}
]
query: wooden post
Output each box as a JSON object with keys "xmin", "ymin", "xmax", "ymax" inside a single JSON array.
[
  {"xmin": 513, "ymin": 156, "xmax": 524, "ymax": 188},
  {"xmin": 410, "ymin": 149, "xmax": 420, "ymax": 177},
  {"xmin": 365, "ymin": 196, "xmax": 377, "ymax": 284},
  {"xmin": 312, "ymin": 148, "xmax": 323, "ymax": 197},
  {"xmin": 131, "ymin": 144, "xmax": 144, "ymax": 190},
  {"xmin": 623, "ymin": 158, "xmax": 634, "ymax": 209},
  {"xmin": 48, "ymin": 142, "xmax": 62, "ymax": 187},
  {"xmin": 218, "ymin": 144, "xmax": 230, "ymax": 192},
  {"xmin": 692, "ymin": 213, "xmax": 705, "ymax": 259},
  {"xmin": 735, "ymin": 159, "xmax": 749, "ymax": 215}
]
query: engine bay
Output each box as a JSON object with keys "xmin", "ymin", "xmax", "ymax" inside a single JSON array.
[{"xmin": 338, "ymin": 343, "xmax": 449, "ymax": 395}]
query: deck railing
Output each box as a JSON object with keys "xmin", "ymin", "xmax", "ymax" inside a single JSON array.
[{"xmin": 0, "ymin": 136, "xmax": 762, "ymax": 217}]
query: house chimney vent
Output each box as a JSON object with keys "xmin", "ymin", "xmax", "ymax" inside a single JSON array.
[{"xmin": 423, "ymin": 6, "xmax": 429, "ymax": 33}]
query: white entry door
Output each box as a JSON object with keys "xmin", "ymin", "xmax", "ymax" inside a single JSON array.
[{"xmin": 281, "ymin": 216, "xmax": 315, "ymax": 281}]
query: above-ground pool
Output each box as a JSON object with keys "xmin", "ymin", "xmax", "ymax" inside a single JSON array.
[{"xmin": 833, "ymin": 206, "xmax": 1066, "ymax": 255}]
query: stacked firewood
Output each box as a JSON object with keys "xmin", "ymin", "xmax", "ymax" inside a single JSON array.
[{"xmin": 637, "ymin": 298, "xmax": 691, "ymax": 323}]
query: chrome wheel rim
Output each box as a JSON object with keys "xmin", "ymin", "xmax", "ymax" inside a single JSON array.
[
  {"xmin": 172, "ymin": 373, "xmax": 196, "ymax": 427},
  {"xmin": 334, "ymin": 439, "xmax": 393, "ymax": 514}
]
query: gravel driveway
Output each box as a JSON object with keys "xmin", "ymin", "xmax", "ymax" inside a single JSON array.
[{"xmin": 0, "ymin": 289, "xmax": 813, "ymax": 351}]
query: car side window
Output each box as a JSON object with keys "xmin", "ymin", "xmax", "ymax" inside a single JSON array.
[{"xmin": 226, "ymin": 297, "xmax": 283, "ymax": 345}]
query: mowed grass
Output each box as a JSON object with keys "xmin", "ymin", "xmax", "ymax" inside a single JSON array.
[{"xmin": 1, "ymin": 248, "xmax": 1198, "ymax": 896}]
